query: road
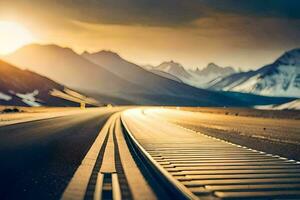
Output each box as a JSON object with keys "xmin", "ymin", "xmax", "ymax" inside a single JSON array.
[
  {"xmin": 145, "ymin": 108, "xmax": 300, "ymax": 160},
  {"xmin": 1, "ymin": 107, "xmax": 300, "ymax": 200},
  {"xmin": 0, "ymin": 107, "xmax": 123, "ymax": 200}
]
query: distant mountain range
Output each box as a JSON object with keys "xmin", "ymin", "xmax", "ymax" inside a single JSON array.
[
  {"xmin": 4, "ymin": 44, "xmax": 142, "ymax": 94},
  {"xmin": 209, "ymin": 48, "xmax": 300, "ymax": 98},
  {"xmin": 3, "ymin": 44, "xmax": 249, "ymax": 106},
  {"xmin": 2, "ymin": 44, "xmax": 296, "ymax": 107},
  {"xmin": 192, "ymin": 63, "xmax": 236, "ymax": 87},
  {"xmin": 144, "ymin": 61, "xmax": 236, "ymax": 88},
  {"xmin": 143, "ymin": 49, "xmax": 300, "ymax": 98},
  {"xmin": 0, "ymin": 59, "xmax": 98, "ymax": 107},
  {"xmin": 81, "ymin": 50, "xmax": 265, "ymax": 106}
]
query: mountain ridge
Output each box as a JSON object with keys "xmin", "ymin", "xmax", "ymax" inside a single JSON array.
[
  {"xmin": 0, "ymin": 59, "xmax": 98, "ymax": 107},
  {"xmin": 209, "ymin": 48, "xmax": 300, "ymax": 97},
  {"xmin": 4, "ymin": 43, "xmax": 296, "ymax": 106},
  {"xmin": 144, "ymin": 61, "xmax": 236, "ymax": 88}
]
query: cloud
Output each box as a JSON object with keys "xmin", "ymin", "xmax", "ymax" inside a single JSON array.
[
  {"xmin": 3, "ymin": 0, "xmax": 299, "ymax": 27},
  {"xmin": 55, "ymin": 0, "xmax": 208, "ymax": 26},
  {"xmin": 206, "ymin": 0, "xmax": 300, "ymax": 19},
  {"xmin": 192, "ymin": 15, "xmax": 300, "ymax": 48}
]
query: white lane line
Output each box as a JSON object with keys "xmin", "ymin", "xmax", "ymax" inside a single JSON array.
[
  {"xmin": 100, "ymin": 118, "xmax": 116, "ymax": 173},
  {"xmin": 94, "ymin": 173, "xmax": 104, "ymax": 200},
  {"xmin": 61, "ymin": 114, "xmax": 116, "ymax": 200},
  {"xmin": 112, "ymin": 174, "xmax": 121, "ymax": 200}
]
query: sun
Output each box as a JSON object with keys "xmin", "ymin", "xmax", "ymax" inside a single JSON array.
[{"xmin": 0, "ymin": 21, "xmax": 34, "ymax": 55}]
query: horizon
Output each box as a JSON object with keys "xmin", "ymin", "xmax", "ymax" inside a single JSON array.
[{"xmin": 2, "ymin": 42, "xmax": 299, "ymax": 71}]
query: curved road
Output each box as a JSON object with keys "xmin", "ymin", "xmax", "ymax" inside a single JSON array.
[{"xmin": 1, "ymin": 107, "xmax": 300, "ymax": 200}]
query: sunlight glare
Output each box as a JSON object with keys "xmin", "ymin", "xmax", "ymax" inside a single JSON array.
[{"xmin": 0, "ymin": 21, "xmax": 34, "ymax": 55}]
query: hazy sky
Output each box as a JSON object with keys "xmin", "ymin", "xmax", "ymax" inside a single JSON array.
[{"xmin": 0, "ymin": 0, "xmax": 300, "ymax": 70}]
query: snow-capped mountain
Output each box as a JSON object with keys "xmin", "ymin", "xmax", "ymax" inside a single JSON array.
[
  {"xmin": 209, "ymin": 48, "xmax": 300, "ymax": 97},
  {"xmin": 82, "ymin": 51, "xmax": 248, "ymax": 106},
  {"xmin": 195, "ymin": 63, "xmax": 235, "ymax": 77},
  {"xmin": 4, "ymin": 44, "xmax": 250, "ymax": 106},
  {"xmin": 0, "ymin": 59, "xmax": 98, "ymax": 107},
  {"xmin": 145, "ymin": 61, "xmax": 236, "ymax": 88},
  {"xmin": 189, "ymin": 63, "xmax": 236, "ymax": 88},
  {"xmin": 155, "ymin": 61, "xmax": 192, "ymax": 80},
  {"xmin": 5, "ymin": 43, "xmax": 294, "ymax": 106}
]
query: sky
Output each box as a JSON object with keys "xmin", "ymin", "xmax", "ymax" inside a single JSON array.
[{"xmin": 0, "ymin": 0, "xmax": 300, "ymax": 70}]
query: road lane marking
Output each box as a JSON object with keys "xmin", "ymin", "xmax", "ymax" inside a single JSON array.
[
  {"xmin": 94, "ymin": 173, "xmax": 104, "ymax": 200},
  {"xmin": 61, "ymin": 114, "xmax": 113, "ymax": 200},
  {"xmin": 62, "ymin": 112, "xmax": 156, "ymax": 200},
  {"xmin": 100, "ymin": 121, "xmax": 116, "ymax": 173}
]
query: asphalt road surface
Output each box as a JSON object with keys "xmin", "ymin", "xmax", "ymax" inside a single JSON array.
[
  {"xmin": 1, "ymin": 107, "xmax": 300, "ymax": 200},
  {"xmin": 0, "ymin": 107, "xmax": 122, "ymax": 200}
]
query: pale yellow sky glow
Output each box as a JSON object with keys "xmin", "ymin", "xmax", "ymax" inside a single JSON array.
[{"xmin": 0, "ymin": 21, "xmax": 35, "ymax": 55}]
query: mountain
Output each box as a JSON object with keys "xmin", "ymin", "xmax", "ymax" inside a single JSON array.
[
  {"xmin": 155, "ymin": 61, "xmax": 192, "ymax": 79},
  {"xmin": 4, "ymin": 44, "xmax": 145, "ymax": 96},
  {"xmin": 5, "ymin": 44, "xmax": 292, "ymax": 107},
  {"xmin": 82, "ymin": 51, "xmax": 175, "ymax": 94},
  {"xmin": 195, "ymin": 63, "xmax": 235, "ymax": 77},
  {"xmin": 146, "ymin": 61, "xmax": 194, "ymax": 84},
  {"xmin": 144, "ymin": 61, "xmax": 236, "ymax": 88},
  {"xmin": 82, "ymin": 50, "xmax": 294, "ymax": 106},
  {"xmin": 209, "ymin": 48, "xmax": 300, "ymax": 97},
  {"xmin": 191, "ymin": 63, "xmax": 236, "ymax": 87},
  {"xmin": 6, "ymin": 45, "xmax": 241, "ymax": 106},
  {"xmin": 82, "ymin": 52, "xmax": 195, "ymax": 95},
  {"xmin": 82, "ymin": 51, "xmax": 248, "ymax": 106},
  {"xmin": 0, "ymin": 59, "xmax": 98, "ymax": 107},
  {"xmin": 140, "ymin": 64, "xmax": 183, "ymax": 82}
]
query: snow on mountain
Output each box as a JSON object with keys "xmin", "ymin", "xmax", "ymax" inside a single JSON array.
[
  {"xmin": 275, "ymin": 99, "xmax": 300, "ymax": 110},
  {"xmin": 155, "ymin": 61, "xmax": 192, "ymax": 79},
  {"xmin": 255, "ymin": 99, "xmax": 300, "ymax": 110},
  {"xmin": 195, "ymin": 63, "xmax": 235, "ymax": 77},
  {"xmin": 15, "ymin": 90, "xmax": 41, "ymax": 107},
  {"xmin": 189, "ymin": 63, "xmax": 236, "ymax": 88},
  {"xmin": 82, "ymin": 50, "xmax": 250, "ymax": 106},
  {"xmin": 0, "ymin": 92, "xmax": 12, "ymax": 101},
  {"xmin": 6, "ymin": 44, "xmax": 292, "ymax": 106},
  {"xmin": 209, "ymin": 48, "xmax": 300, "ymax": 97},
  {"xmin": 144, "ymin": 61, "xmax": 236, "ymax": 88},
  {"xmin": 0, "ymin": 59, "xmax": 99, "ymax": 107},
  {"xmin": 0, "ymin": 45, "xmax": 248, "ymax": 106},
  {"xmin": 82, "ymin": 52, "xmax": 188, "ymax": 95}
]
